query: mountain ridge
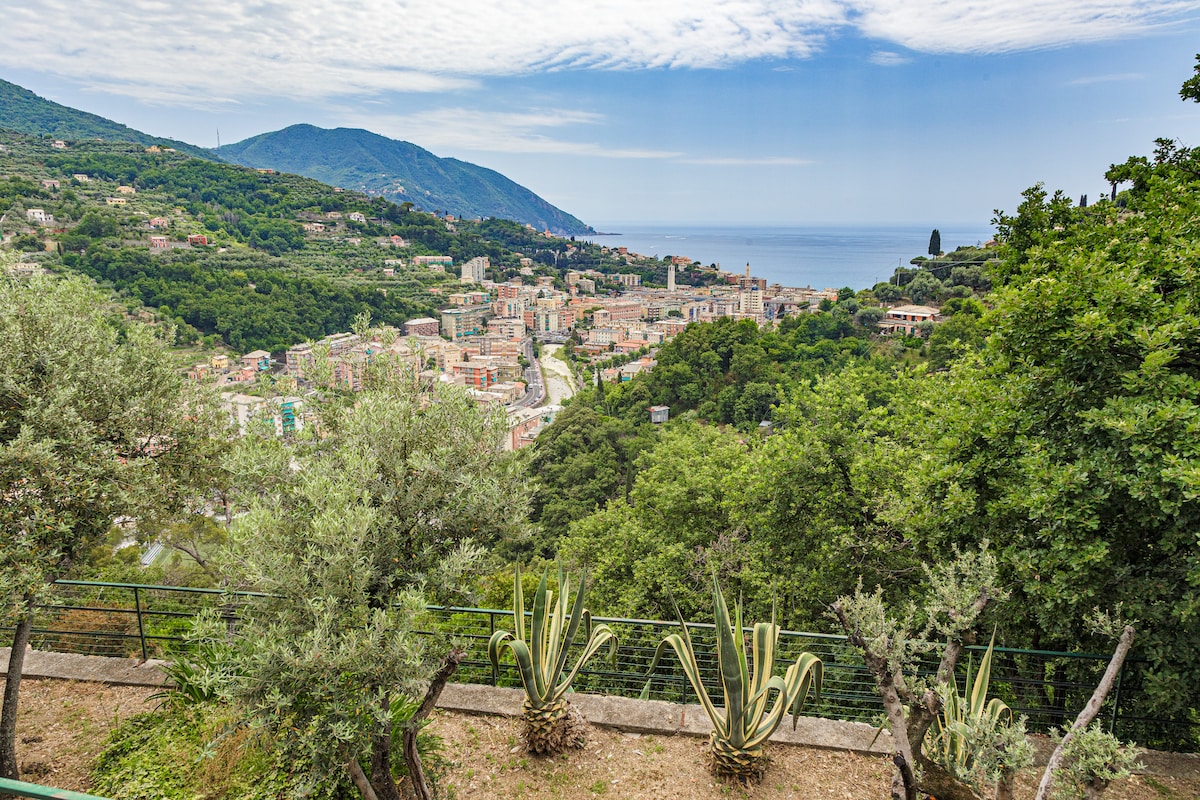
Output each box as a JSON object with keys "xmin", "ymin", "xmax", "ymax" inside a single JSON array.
[
  {"xmin": 0, "ymin": 78, "xmax": 593, "ymax": 235},
  {"xmin": 0, "ymin": 78, "xmax": 212, "ymax": 158},
  {"xmin": 215, "ymin": 124, "xmax": 594, "ymax": 235}
]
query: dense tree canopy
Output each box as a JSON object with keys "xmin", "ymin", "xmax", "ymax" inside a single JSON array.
[{"xmin": 0, "ymin": 275, "xmax": 224, "ymax": 778}]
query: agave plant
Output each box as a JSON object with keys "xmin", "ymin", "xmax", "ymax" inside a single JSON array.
[
  {"xmin": 641, "ymin": 576, "xmax": 822, "ymax": 783},
  {"xmin": 488, "ymin": 562, "xmax": 616, "ymax": 754},
  {"xmin": 927, "ymin": 634, "xmax": 1010, "ymax": 768},
  {"xmin": 927, "ymin": 632, "xmax": 1031, "ymax": 794}
]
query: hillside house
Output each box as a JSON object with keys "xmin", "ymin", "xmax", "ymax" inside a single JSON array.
[
  {"xmin": 878, "ymin": 304, "xmax": 941, "ymax": 335},
  {"xmin": 241, "ymin": 350, "xmax": 272, "ymax": 372},
  {"xmin": 149, "ymin": 236, "xmax": 169, "ymax": 248},
  {"xmin": 149, "ymin": 217, "xmax": 170, "ymax": 228},
  {"xmin": 187, "ymin": 234, "xmax": 209, "ymax": 246},
  {"xmin": 25, "ymin": 208, "xmax": 48, "ymax": 224}
]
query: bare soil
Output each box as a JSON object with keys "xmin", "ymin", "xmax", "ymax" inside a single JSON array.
[
  {"xmin": 3, "ymin": 677, "xmax": 155, "ymax": 791},
  {"xmin": 5, "ymin": 678, "xmax": 1200, "ymax": 800},
  {"xmin": 428, "ymin": 711, "xmax": 1200, "ymax": 800}
]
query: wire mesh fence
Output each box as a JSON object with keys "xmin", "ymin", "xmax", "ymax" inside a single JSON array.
[{"xmin": 2, "ymin": 580, "xmax": 1193, "ymax": 751}]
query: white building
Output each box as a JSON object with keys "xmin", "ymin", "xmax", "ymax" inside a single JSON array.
[{"xmin": 461, "ymin": 256, "xmax": 489, "ymax": 284}]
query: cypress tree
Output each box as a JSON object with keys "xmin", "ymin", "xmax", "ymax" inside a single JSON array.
[{"xmin": 928, "ymin": 229, "xmax": 941, "ymax": 257}]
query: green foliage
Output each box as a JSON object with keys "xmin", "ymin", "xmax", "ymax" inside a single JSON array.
[
  {"xmin": 642, "ymin": 575, "xmax": 822, "ymax": 782},
  {"xmin": 1049, "ymin": 724, "xmax": 1143, "ymax": 800},
  {"xmin": 224, "ymin": 374, "xmax": 529, "ymax": 797},
  {"xmin": 524, "ymin": 403, "xmax": 658, "ymax": 551},
  {"xmin": 905, "ymin": 167, "xmax": 1200, "ymax": 727},
  {"xmin": 1, "ymin": 275, "xmax": 222, "ymax": 612},
  {"xmin": 927, "ymin": 635, "xmax": 1034, "ymax": 793},
  {"xmin": 92, "ymin": 702, "xmax": 340, "ymax": 800},
  {"xmin": 1181, "ymin": 53, "xmax": 1200, "ymax": 103},
  {"xmin": 926, "ymin": 311, "xmax": 984, "ymax": 369},
  {"xmin": 559, "ymin": 424, "xmax": 753, "ymax": 622},
  {"xmin": 148, "ymin": 611, "xmax": 237, "ymax": 710}
]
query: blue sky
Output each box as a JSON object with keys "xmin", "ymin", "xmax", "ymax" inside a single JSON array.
[{"xmin": 4, "ymin": 1, "xmax": 1200, "ymax": 227}]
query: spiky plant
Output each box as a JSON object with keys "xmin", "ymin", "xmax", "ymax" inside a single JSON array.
[
  {"xmin": 488, "ymin": 563, "xmax": 616, "ymax": 754},
  {"xmin": 642, "ymin": 576, "xmax": 822, "ymax": 784},
  {"xmin": 927, "ymin": 634, "xmax": 1012, "ymax": 770},
  {"xmin": 927, "ymin": 634, "xmax": 1033, "ymax": 796}
]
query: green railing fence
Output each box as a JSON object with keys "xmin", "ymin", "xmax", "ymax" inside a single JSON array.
[
  {"xmin": 5, "ymin": 580, "xmax": 1194, "ymax": 751},
  {"xmin": 0, "ymin": 777, "xmax": 109, "ymax": 800}
]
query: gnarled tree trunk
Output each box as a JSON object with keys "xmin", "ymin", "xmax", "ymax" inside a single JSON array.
[
  {"xmin": 0, "ymin": 610, "xmax": 35, "ymax": 780},
  {"xmin": 403, "ymin": 648, "xmax": 464, "ymax": 800}
]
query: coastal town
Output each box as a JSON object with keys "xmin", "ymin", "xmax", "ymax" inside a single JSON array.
[{"xmin": 196, "ymin": 247, "xmax": 944, "ymax": 448}]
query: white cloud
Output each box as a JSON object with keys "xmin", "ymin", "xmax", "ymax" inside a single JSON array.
[
  {"xmin": 683, "ymin": 156, "xmax": 815, "ymax": 165},
  {"xmin": 1067, "ymin": 72, "xmax": 1147, "ymax": 86},
  {"xmin": 347, "ymin": 108, "xmax": 683, "ymax": 159},
  {"xmin": 849, "ymin": 0, "xmax": 1200, "ymax": 54},
  {"xmin": 869, "ymin": 50, "xmax": 911, "ymax": 66},
  {"xmin": 2, "ymin": 1, "xmax": 1197, "ymax": 104}
]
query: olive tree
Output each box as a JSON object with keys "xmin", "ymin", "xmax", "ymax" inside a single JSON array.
[
  {"xmin": 225, "ymin": 375, "xmax": 530, "ymax": 800},
  {"xmin": 1, "ymin": 275, "xmax": 222, "ymax": 779}
]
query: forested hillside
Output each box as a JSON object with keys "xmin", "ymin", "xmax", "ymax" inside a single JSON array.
[
  {"xmin": 215, "ymin": 124, "xmax": 595, "ymax": 235},
  {"xmin": 0, "ymin": 78, "xmax": 211, "ymax": 158},
  {"xmin": 0, "ymin": 133, "xmax": 588, "ymax": 350},
  {"xmin": 523, "ymin": 102, "xmax": 1200, "ymax": 743}
]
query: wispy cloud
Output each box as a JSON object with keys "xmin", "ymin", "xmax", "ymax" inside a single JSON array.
[
  {"xmin": 850, "ymin": 0, "xmax": 1200, "ymax": 54},
  {"xmin": 347, "ymin": 108, "xmax": 683, "ymax": 159},
  {"xmin": 683, "ymin": 156, "xmax": 815, "ymax": 165},
  {"xmin": 339, "ymin": 107, "xmax": 816, "ymax": 163},
  {"xmin": 1067, "ymin": 72, "xmax": 1147, "ymax": 86},
  {"xmin": 1, "ymin": 1, "xmax": 1197, "ymax": 105},
  {"xmin": 870, "ymin": 51, "xmax": 911, "ymax": 66}
]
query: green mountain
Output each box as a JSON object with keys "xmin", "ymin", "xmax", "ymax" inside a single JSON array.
[
  {"xmin": 215, "ymin": 124, "xmax": 594, "ymax": 235},
  {"xmin": 0, "ymin": 78, "xmax": 211, "ymax": 159}
]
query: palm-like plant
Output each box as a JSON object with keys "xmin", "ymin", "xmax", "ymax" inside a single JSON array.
[
  {"xmin": 927, "ymin": 634, "xmax": 1011, "ymax": 771},
  {"xmin": 926, "ymin": 633, "xmax": 1032, "ymax": 798},
  {"xmin": 642, "ymin": 577, "xmax": 822, "ymax": 783},
  {"xmin": 488, "ymin": 563, "xmax": 616, "ymax": 754}
]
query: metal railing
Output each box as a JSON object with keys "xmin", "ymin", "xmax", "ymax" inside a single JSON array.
[
  {"xmin": 0, "ymin": 776, "xmax": 109, "ymax": 799},
  {"xmin": 5, "ymin": 580, "xmax": 1194, "ymax": 751}
]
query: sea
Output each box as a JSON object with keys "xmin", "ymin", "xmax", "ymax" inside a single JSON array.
[{"xmin": 579, "ymin": 224, "xmax": 996, "ymax": 290}]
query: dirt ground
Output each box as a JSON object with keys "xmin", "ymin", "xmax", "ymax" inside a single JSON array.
[
  {"xmin": 5, "ymin": 678, "xmax": 1200, "ymax": 800},
  {"xmin": 428, "ymin": 710, "xmax": 1200, "ymax": 800},
  {"xmin": 3, "ymin": 677, "xmax": 155, "ymax": 791}
]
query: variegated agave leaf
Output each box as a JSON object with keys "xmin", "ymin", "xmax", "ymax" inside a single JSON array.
[{"xmin": 641, "ymin": 574, "xmax": 822, "ymax": 780}]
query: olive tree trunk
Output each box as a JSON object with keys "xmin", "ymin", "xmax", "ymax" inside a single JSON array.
[
  {"xmin": 0, "ymin": 611, "xmax": 35, "ymax": 780},
  {"xmin": 404, "ymin": 648, "xmax": 464, "ymax": 800},
  {"xmin": 1034, "ymin": 626, "xmax": 1136, "ymax": 800}
]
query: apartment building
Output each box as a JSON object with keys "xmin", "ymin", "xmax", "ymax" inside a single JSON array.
[
  {"xmin": 460, "ymin": 256, "xmax": 489, "ymax": 283},
  {"xmin": 441, "ymin": 306, "xmax": 490, "ymax": 340}
]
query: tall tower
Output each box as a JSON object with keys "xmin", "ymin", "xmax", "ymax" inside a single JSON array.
[{"xmin": 667, "ymin": 262, "xmax": 676, "ymax": 292}]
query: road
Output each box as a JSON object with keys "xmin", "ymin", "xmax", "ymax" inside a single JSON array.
[{"xmin": 508, "ymin": 338, "xmax": 544, "ymax": 410}]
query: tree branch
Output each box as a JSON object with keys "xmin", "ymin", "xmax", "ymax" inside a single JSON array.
[
  {"xmin": 1035, "ymin": 626, "xmax": 1136, "ymax": 800},
  {"xmin": 346, "ymin": 754, "xmax": 381, "ymax": 800},
  {"xmin": 404, "ymin": 647, "xmax": 465, "ymax": 800}
]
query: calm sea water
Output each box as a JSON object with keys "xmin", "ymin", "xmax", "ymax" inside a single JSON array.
[{"xmin": 580, "ymin": 224, "xmax": 995, "ymax": 290}]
